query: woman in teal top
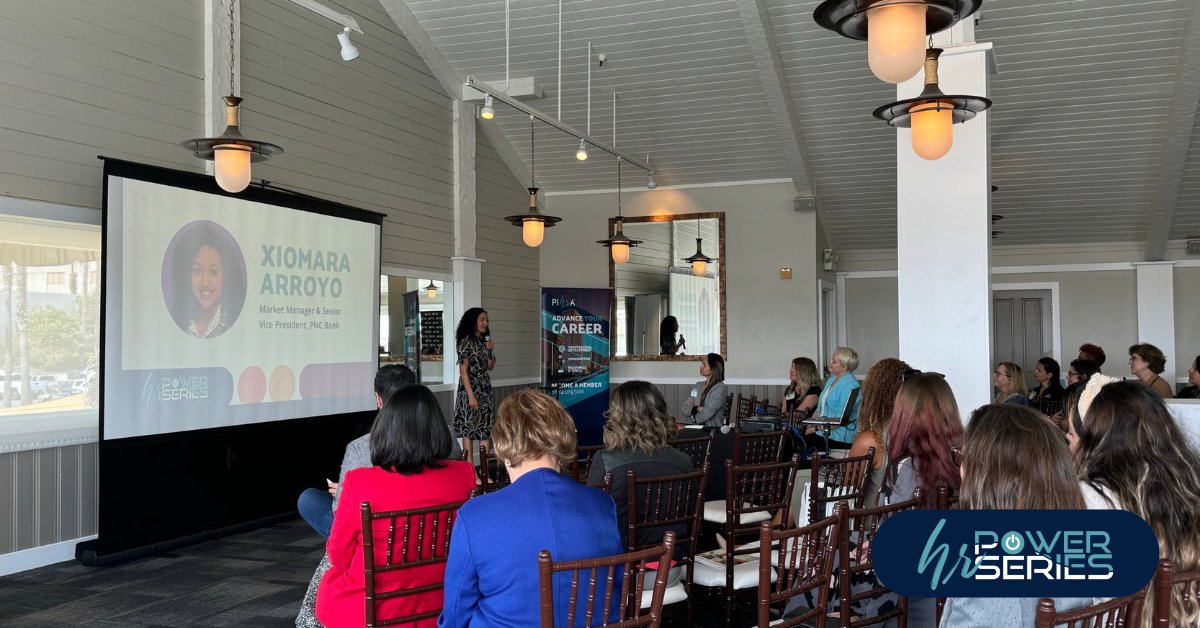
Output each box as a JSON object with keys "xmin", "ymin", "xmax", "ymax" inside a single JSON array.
[{"xmin": 817, "ymin": 346, "xmax": 862, "ymax": 448}]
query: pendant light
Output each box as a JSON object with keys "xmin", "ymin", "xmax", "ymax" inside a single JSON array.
[
  {"xmin": 596, "ymin": 160, "xmax": 643, "ymax": 264},
  {"xmin": 813, "ymin": 0, "xmax": 982, "ymax": 84},
  {"xmin": 181, "ymin": 0, "xmax": 282, "ymax": 193},
  {"xmin": 504, "ymin": 117, "xmax": 561, "ymax": 247},
  {"xmin": 872, "ymin": 48, "xmax": 991, "ymax": 160},
  {"xmin": 424, "ymin": 280, "xmax": 438, "ymax": 299},
  {"xmin": 681, "ymin": 219, "xmax": 717, "ymax": 277}
]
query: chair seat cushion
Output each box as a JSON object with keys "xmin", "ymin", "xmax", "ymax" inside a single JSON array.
[
  {"xmin": 639, "ymin": 582, "xmax": 688, "ymax": 608},
  {"xmin": 691, "ymin": 558, "xmax": 775, "ymax": 589},
  {"xmin": 702, "ymin": 499, "xmax": 774, "ymax": 524}
]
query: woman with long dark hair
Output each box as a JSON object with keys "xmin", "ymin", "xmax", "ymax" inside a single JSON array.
[
  {"xmin": 1029, "ymin": 356, "xmax": 1065, "ymax": 415},
  {"xmin": 659, "ymin": 315, "xmax": 685, "ymax": 355},
  {"xmin": 316, "ymin": 385, "xmax": 475, "ymax": 628},
  {"xmin": 453, "ymin": 307, "xmax": 495, "ymax": 455},
  {"xmin": 680, "ymin": 353, "xmax": 727, "ymax": 428}
]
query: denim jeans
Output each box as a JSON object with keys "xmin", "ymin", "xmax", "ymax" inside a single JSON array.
[{"xmin": 297, "ymin": 487, "xmax": 334, "ymax": 538}]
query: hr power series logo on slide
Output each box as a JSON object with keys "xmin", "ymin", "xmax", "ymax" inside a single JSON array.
[{"xmin": 872, "ymin": 510, "xmax": 1158, "ymax": 598}]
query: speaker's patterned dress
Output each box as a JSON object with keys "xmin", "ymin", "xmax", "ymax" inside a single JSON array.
[{"xmin": 453, "ymin": 335, "xmax": 493, "ymax": 440}]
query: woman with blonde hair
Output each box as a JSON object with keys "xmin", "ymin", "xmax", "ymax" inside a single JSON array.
[
  {"xmin": 1072, "ymin": 380, "xmax": 1200, "ymax": 626},
  {"xmin": 442, "ymin": 390, "xmax": 621, "ymax": 627},
  {"xmin": 992, "ymin": 361, "xmax": 1029, "ymax": 406},
  {"xmin": 781, "ymin": 357, "xmax": 822, "ymax": 417},
  {"xmin": 848, "ymin": 358, "xmax": 910, "ymax": 507}
]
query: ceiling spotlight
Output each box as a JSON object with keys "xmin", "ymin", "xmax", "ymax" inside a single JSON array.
[
  {"xmin": 336, "ymin": 27, "xmax": 359, "ymax": 61},
  {"xmin": 480, "ymin": 95, "xmax": 495, "ymax": 120},
  {"xmin": 575, "ymin": 139, "xmax": 589, "ymax": 161},
  {"xmin": 646, "ymin": 172, "xmax": 657, "ymax": 190}
]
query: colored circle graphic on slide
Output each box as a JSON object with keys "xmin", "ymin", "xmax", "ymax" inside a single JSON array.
[
  {"xmin": 269, "ymin": 365, "xmax": 296, "ymax": 401},
  {"xmin": 238, "ymin": 366, "xmax": 267, "ymax": 404}
]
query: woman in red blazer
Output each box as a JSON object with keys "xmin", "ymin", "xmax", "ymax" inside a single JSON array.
[{"xmin": 316, "ymin": 384, "xmax": 476, "ymax": 628}]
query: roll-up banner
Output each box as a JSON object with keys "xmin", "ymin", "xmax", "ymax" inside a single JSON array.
[{"xmin": 541, "ymin": 287, "xmax": 611, "ymax": 446}]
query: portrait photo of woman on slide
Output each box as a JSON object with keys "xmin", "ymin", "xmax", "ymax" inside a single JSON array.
[{"xmin": 162, "ymin": 220, "xmax": 247, "ymax": 339}]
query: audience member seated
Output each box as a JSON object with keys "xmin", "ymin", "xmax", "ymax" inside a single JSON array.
[
  {"xmin": 1128, "ymin": 342, "xmax": 1174, "ymax": 398},
  {"xmin": 440, "ymin": 390, "xmax": 622, "ymax": 627},
  {"xmin": 1078, "ymin": 342, "xmax": 1107, "ymax": 370},
  {"xmin": 848, "ymin": 358, "xmax": 910, "ymax": 507},
  {"xmin": 803, "ymin": 346, "xmax": 862, "ymax": 451},
  {"xmin": 1069, "ymin": 379, "xmax": 1200, "ymax": 625},
  {"xmin": 1029, "ymin": 356, "xmax": 1065, "ymax": 415},
  {"xmin": 992, "ymin": 361, "xmax": 1028, "ymax": 406},
  {"xmin": 315, "ymin": 385, "xmax": 475, "ymax": 628},
  {"xmin": 781, "ymin": 357, "xmax": 822, "ymax": 417},
  {"xmin": 1178, "ymin": 354, "xmax": 1200, "ymax": 399},
  {"xmin": 588, "ymin": 380, "xmax": 693, "ymax": 585},
  {"xmin": 1065, "ymin": 358, "xmax": 1100, "ymax": 393},
  {"xmin": 679, "ymin": 353, "xmax": 728, "ymax": 428},
  {"xmin": 941, "ymin": 404, "xmax": 1094, "ymax": 626}
]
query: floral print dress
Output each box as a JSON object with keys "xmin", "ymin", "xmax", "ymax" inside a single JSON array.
[{"xmin": 453, "ymin": 335, "xmax": 493, "ymax": 440}]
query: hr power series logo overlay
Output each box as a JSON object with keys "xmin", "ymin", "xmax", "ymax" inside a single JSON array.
[{"xmin": 872, "ymin": 510, "xmax": 1158, "ymax": 597}]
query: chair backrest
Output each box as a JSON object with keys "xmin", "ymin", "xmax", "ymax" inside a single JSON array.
[
  {"xmin": 1153, "ymin": 558, "xmax": 1200, "ymax": 627},
  {"xmin": 1034, "ymin": 588, "xmax": 1147, "ymax": 628},
  {"xmin": 931, "ymin": 484, "xmax": 960, "ymax": 625},
  {"xmin": 361, "ymin": 498, "xmax": 468, "ymax": 627},
  {"xmin": 808, "ymin": 449, "xmax": 874, "ymax": 525},
  {"xmin": 722, "ymin": 393, "xmax": 734, "ymax": 423},
  {"xmin": 538, "ymin": 532, "xmax": 676, "ymax": 628},
  {"xmin": 589, "ymin": 471, "xmax": 614, "ymax": 493},
  {"xmin": 732, "ymin": 428, "xmax": 787, "ymax": 465},
  {"xmin": 625, "ymin": 465, "xmax": 709, "ymax": 583},
  {"xmin": 758, "ymin": 502, "xmax": 847, "ymax": 628},
  {"xmin": 837, "ymin": 492, "xmax": 922, "ymax": 628},
  {"xmin": 667, "ymin": 433, "xmax": 714, "ymax": 470},
  {"xmin": 572, "ymin": 444, "xmax": 608, "ymax": 483},
  {"xmin": 725, "ymin": 455, "xmax": 799, "ymax": 542},
  {"xmin": 478, "ymin": 444, "xmax": 511, "ymax": 493},
  {"xmin": 735, "ymin": 394, "xmax": 756, "ymax": 421}
]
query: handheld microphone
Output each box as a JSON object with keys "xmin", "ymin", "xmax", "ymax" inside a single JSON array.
[{"xmin": 484, "ymin": 331, "xmax": 494, "ymax": 358}]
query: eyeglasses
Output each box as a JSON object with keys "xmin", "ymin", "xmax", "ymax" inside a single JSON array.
[
  {"xmin": 993, "ymin": 370, "xmax": 1008, "ymax": 377},
  {"xmin": 951, "ymin": 447, "xmax": 963, "ymax": 467},
  {"xmin": 1068, "ymin": 371, "xmax": 1080, "ymax": 377}
]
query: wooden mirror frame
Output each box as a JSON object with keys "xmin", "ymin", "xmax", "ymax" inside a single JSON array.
[{"xmin": 608, "ymin": 211, "xmax": 727, "ymax": 361}]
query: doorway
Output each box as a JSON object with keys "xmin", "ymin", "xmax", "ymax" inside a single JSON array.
[{"xmin": 992, "ymin": 285, "xmax": 1059, "ymax": 391}]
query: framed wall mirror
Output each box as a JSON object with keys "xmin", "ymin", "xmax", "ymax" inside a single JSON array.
[{"xmin": 609, "ymin": 212, "xmax": 726, "ymax": 361}]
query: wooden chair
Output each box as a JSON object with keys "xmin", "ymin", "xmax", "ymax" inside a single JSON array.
[
  {"xmin": 733, "ymin": 427, "xmax": 787, "ymax": 465},
  {"xmin": 807, "ymin": 448, "xmax": 874, "ymax": 525},
  {"xmin": 478, "ymin": 444, "xmax": 511, "ymax": 493},
  {"xmin": 1152, "ymin": 558, "xmax": 1200, "ymax": 627},
  {"xmin": 722, "ymin": 394, "xmax": 734, "ymax": 425},
  {"xmin": 932, "ymin": 484, "xmax": 960, "ymax": 626},
  {"xmin": 735, "ymin": 394, "xmax": 757, "ymax": 421},
  {"xmin": 1034, "ymin": 587, "xmax": 1147, "ymax": 628},
  {"xmin": 589, "ymin": 471, "xmax": 614, "ymax": 493},
  {"xmin": 625, "ymin": 464, "xmax": 710, "ymax": 624},
  {"xmin": 836, "ymin": 492, "xmax": 922, "ymax": 628},
  {"xmin": 696, "ymin": 455, "xmax": 800, "ymax": 626},
  {"xmin": 537, "ymin": 531, "xmax": 676, "ymax": 628},
  {"xmin": 757, "ymin": 502, "xmax": 847, "ymax": 628},
  {"xmin": 668, "ymin": 432, "xmax": 714, "ymax": 470},
  {"xmin": 572, "ymin": 444, "xmax": 608, "ymax": 483},
  {"xmin": 361, "ymin": 498, "xmax": 468, "ymax": 627}
]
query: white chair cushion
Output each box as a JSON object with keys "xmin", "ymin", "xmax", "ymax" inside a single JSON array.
[
  {"xmin": 691, "ymin": 557, "xmax": 775, "ymax": 589},
  {"xmin": 639, "ymin": 582, "xmax": 688, "ymax": 608},
  {"xmin": 702, "ymin": 499, "xmax": 773, "ymax": 525}
]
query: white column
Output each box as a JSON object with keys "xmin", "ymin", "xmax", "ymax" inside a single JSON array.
[
  {"xmin": 1134, "ymin": 262, "xmax": 1176, "ymax": 384},
  {"xmin": 452, "ymin": 100, "xmax": 477, "ymax": 258},
  {"xmin": 896, "ymin": 43, "xmax": 994, "ymax": 417}
]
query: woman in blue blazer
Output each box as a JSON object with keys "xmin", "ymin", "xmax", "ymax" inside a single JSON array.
[{"xmin": 440, "ymin": 390, "xmax": 622, "ymax": 628}]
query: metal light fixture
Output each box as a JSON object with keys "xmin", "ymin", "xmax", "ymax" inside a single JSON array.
[
  {"xmin": 681, "ymin": 219, "xmax": 717, "ymax": 277},
  {"xmin": 425, "ymin": 280, "xmax": 438, "ymax": 299},
  {"xmin": 872, "ymin": 48, "xmax": 991, "ymax": 160},
  {"xmin": 575, "ymin": 139, "xmax": 589, "ymax": 161},
  {"xmin": 182, "ymin": 0, "xmax": 282, "ymax": 193},
  {"xmin": 813, "ymin": 0, "xmax": 982, "ymax": 84},
  {"xmin": 596, "ymin": 160, "xmax": 642, "ymax": 264},
  {"xmin": 336, "ymin": 27, "xmax": 359, "ymax": 61},
  {"xmin": 480, "ymin": 95, "xmax": 495, "ymax": 120},
  {"xmin": 504, "ymin": 117, "xmax": 561, "ymax": 247}
]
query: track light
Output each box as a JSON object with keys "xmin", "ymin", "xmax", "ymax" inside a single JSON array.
[
  {"xmin": 480, "ymin": 95, "xmax": 495, "ymax": 120},
  {"xmin": 646, "ymin": 172, "xmax": 657, "ymax": 189},
  {"xmin": 575, "ymin": 139, "xmax": 588, "ymax": 161},
  {"xmin": 337, "ymin": 27, "xmax": 359, "ymax": 61}
]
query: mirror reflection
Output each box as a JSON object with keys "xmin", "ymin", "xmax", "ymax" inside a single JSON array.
[{"xmin": 611, "ymin": 214, "xmax": 724, "ymax": 359}]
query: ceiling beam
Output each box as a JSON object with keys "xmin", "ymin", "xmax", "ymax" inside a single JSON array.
[
  {"xmin": 376, "ymin": 0, "xmax": 530, "ymax": 187},
  {"xmin": 1144, "ymin": 0, "xmax": 1200, "ymax": 261},
  {"xmin": 733, "ymin": 0, "xmax": 830, "ymax": 238}
]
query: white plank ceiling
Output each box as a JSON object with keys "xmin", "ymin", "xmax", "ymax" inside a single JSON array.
[{"xmin": 402, "ymin": 0, "xmax": 1200, "ymax": 250}]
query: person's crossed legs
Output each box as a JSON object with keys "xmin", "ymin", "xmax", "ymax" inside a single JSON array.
[{"xmin": 297, "ymin": 488, "xmax": 334, "ymax": 538}]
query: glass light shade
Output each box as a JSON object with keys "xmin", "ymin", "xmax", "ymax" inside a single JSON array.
[
  {"xmin": 866, "ymin": 2, "xmax": 927, "ymax": 84},
  {"xmin": 691, "ymin": 260, "xmax": 706, "ymax": 277},
  {"xmin": 426, "ymin": 285, "xmax": 437, "ymax": 299},
  {"xmin": 611, "ymin": 242, "xmax": 630, "ymax": 264},
  {"xmin": 910, "ymin": 101, "xmax": 953, "ymax": 160},
  {"xmin": 522, "ymin": 219, "xmax": 545, "ymax": 247},
  {"xmin": 213, "ymin": 144, "xmax": 252, "ymax": 193}
]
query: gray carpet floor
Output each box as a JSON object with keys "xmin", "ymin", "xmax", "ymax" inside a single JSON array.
[{"xmin": 0, "ymin": 519, "xmax": 758, "ymax": 627}]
